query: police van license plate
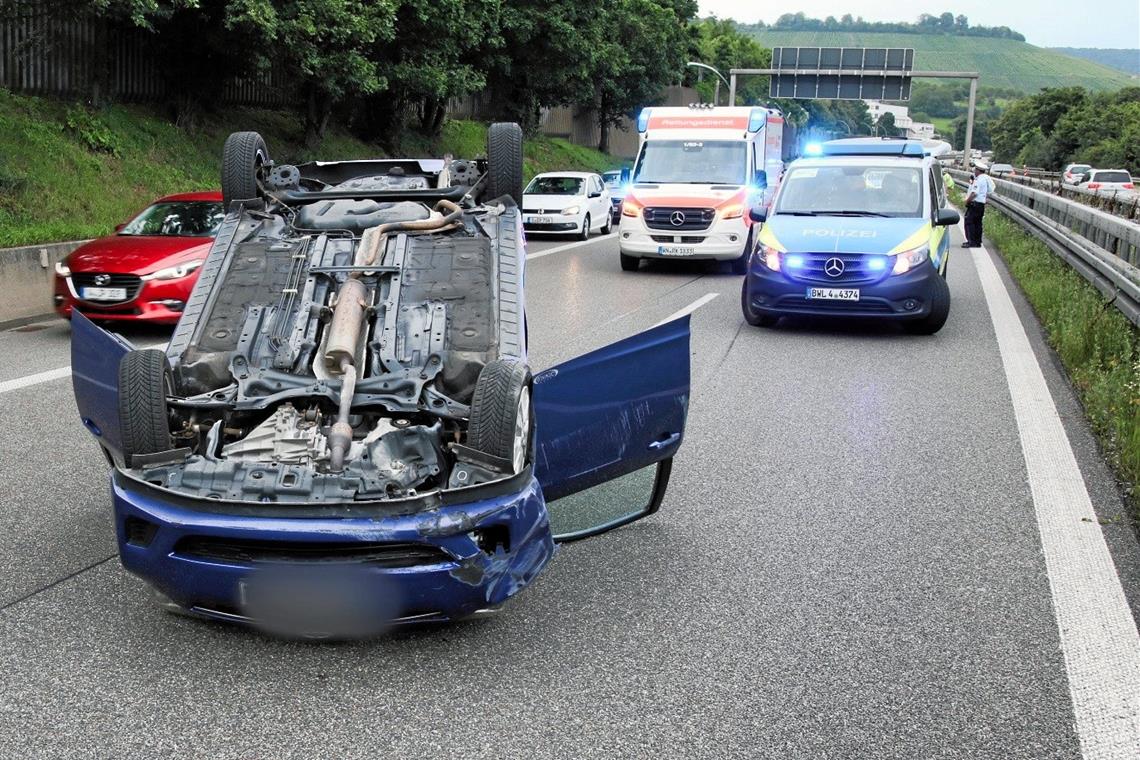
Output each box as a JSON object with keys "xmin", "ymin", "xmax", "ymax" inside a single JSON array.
[
  {"xmin": 806, "ymin": 287, "xmax": 859, "ymax": 301},
  {"xmin": 657, "ymin": 246, "xmax": 696, "ymax": 256}
]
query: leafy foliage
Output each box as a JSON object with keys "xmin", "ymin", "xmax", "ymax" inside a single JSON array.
[
  {"xmin": 990, "ymin": 87, "xmax": 1140, "ymax": 172},
  {"xmin": 64, "ymin": 106, "xmax": 123, "ymax": 156},
  {"xmin": 737, "ymin": 11, "xmax": 1025, "ymax": 40}
]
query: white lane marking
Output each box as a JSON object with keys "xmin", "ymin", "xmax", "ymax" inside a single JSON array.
[
  {"xmin": 0, "ymin": 341, "xmax": 167, "ymax": 396},
  {"xmin": 974, "ymin": 241, "xmax": 1140, "ymax": 757},
  {"xmin": 525, "ymin": 235, "xmax": 611, "ymax": 260},
  {"xmin": 653, "ymin": 292, "xmax": 720, "ymax": 327}
]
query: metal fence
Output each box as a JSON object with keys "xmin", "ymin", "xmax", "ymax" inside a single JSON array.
[
  {"xmin": 950, "ymin": 169, "xmax": 1140, "ymax": 325},
  {"xmin": 0, "ymin": 1, "xmax": 289, "ymax": 105}
]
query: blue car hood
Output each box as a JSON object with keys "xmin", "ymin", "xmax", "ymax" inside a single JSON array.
[{"xmin": 760, "ymin": 215, "xmax": 929, "ymax": 255}]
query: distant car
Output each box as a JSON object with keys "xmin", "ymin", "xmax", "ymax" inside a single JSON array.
[
  {"xmin": 522, "ymin": 172, "xmax": 612, "ymax": 239},
  {"xmin": 1079, "ymin": 169, "xmax": 1135, "ymax": 193},
  {"xmin": 990, "ymin": 163, "xmax": 1014, "ymax": 177},
  {"xmin": 54, "ymin": 191, "xmax": 224, "ymax": 324},
  {"xmin": 602, "ymin": 169, "xmax": 628, "ymax": 224},
  {"xmin": 1062, "ymin": 163, "xmax": 1093, "ymax": 183}
]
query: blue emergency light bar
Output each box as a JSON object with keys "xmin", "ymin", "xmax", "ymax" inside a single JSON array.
[{"xmin": 821, "ymin": 138, "xmax": 925, "ymax": 157}]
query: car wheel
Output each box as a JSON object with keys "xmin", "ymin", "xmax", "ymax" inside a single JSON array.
[
  {"xmin": 484, "ymin": 123, "xmax": 524, "ymax": 206},
  {"xmin": 731, "ymin": 228, "xmax": 753, "ymax": 275},
  {"xmin": 601, "ymin": 213, "xmax": 613, "ymax": 235},
  {"xmin": 468, "ymin": 358, "xmax": 532, "ymax": 474},
  {"xmin": 620, "ymin": 252, "xmax": 640, "ymax": 271},
  {"xmin": 221, "ymin": 131, "xmax": 269, "ymax": 207},
  {"xmin": 578, "ymin": 214, "xmax": 591, "ymax": 241},
  {"xmin": 741, "ymin": 281, "xmax": 778, "ymax": 327},
  {"xmin": 118, "ymin": 349, "xmax": 173, "ymax": 461},
  {"xmin": 903, "ymin": 274, "xmax": 951, "ymax": 335}
]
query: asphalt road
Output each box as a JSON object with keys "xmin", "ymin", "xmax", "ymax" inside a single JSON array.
[{"xmin": 1, "ymin": 228, "xmax": 1139, "ymax": 758}]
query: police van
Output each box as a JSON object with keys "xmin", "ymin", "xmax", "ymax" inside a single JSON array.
[
  {"xmin": 619, "ymin": 105, "xmax": 784, "ymax": 273},
  {"xmin": 741, "ymin": 138, "xmax": 960, "ymax": 334}
]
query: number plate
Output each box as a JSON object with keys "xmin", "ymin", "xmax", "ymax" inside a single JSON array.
[
  {"xmin": 527, "ymin": 216, "xmax": 553, "ymax": 225},
  {"xmin": 657, "ymin": 246, "xmax": 696, "ymax": 256},
  {"xmin": 806, "ymin": 287, "xmax": 860, "ymax": 301},
  {"xmin": 81, "ymin": 286, "xmax": 128, "ymax": 301}
]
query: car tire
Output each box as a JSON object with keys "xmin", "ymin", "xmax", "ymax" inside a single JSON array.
[
  {"xmin": 903, "ymin": 274, "xmax": 951, "ymax": 335},
  {"xmin": 602, "ymin": 212, "xmax": 613, "ymax": 235},
  {"xmin": 741, "ymin": 281, "xmax": 778, "ymax": 327},
  {"xmin": 484, "ymin": 122, "xmax": 524, "ymax": 206},
  {"xmin": 468, "ymin": 358, "xmax": 532, "ymax": 474},
  {"xmin": 578, "ymin": 214, "xmax": 591, "ymax": 241},
  {"xmin": 620, "ymin": 252, "xmax": 640, "ymax": 271},
  {"xmin": 731, "ymin": 228, "xmax": 753, "ymax": 275},
  {"xmin": 118, "ymin": 349, "xmax": 173, "ymax": 460},
  {"xmin": 221, "ymin": 131, "xmax": 269, "ymax": 207}
]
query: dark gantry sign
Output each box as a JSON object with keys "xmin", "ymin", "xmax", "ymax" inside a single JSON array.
[{"xmin": 769, "ymin": 48, "xmax": 914, "ymax": 101}]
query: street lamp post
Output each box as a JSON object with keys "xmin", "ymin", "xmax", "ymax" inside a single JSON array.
[{"xmin": 686, "ymin": 62, "xmax": 730, "ymax": 106}]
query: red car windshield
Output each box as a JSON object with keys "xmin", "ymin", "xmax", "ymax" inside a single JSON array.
[{"xmin": 119, "ymin": 201, "xmax": 225, "ymax": 237}]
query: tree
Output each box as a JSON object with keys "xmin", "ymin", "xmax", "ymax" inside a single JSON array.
[
  {"xmin": 225, "ymin": 0, "xmax": 396, "ymax": 148},
  {"xmin": 876, "ymin": 112, "xmax": 898, "ymax": 137},
  {"xmin": 591, "ymin": 0, "xmax": 695, "ymax": 152}
]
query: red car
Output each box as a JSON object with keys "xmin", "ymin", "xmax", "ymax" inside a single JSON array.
[{"xmin": 53, "ymin": 191, "xmax": 224, "ymax": 324}]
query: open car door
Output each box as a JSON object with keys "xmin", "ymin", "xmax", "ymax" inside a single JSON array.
[
  {"xmin": 71, "ymin": 312, "xmax": 131, "ymax": 461},
  {"xmin": 532, "ymin": 316, "xmax": 690, "ymax": 541}
]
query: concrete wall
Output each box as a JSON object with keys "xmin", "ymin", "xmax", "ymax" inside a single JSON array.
[{"xmin": 0, "ymin": 240, "xmax": 87, "ymax": 326}]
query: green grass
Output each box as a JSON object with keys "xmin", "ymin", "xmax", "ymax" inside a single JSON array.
[
  {"xmin": 745, "ymin": 31, "xmax": 1134, "ymax": 93},
  {"xmin": 0, "ymin": 90, "xmax": 619, "ymax": 247},
  {"xmin": 974, "ymin": 199, "xmax": 1140, "ymax": 514}
]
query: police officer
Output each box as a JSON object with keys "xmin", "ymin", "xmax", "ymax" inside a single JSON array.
[{"xmin": 962, "ymin": 164, "xmax": 994, "ymax": 248}]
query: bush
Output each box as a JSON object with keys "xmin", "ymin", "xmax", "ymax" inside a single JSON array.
[{"xmin": 64, "ymin": 106, "xmax": 123, "ymax": 157}]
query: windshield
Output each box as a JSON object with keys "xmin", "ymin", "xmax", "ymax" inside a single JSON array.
[
  {"xmin": 775, "ymin": 165, "xmax": 924, "ymax": 218},
  {"xmin": 525, "ymin": 176, "xmax": 583, "ymax": 195},
  {"xmin": 602, "ymin": 171, "xmax": 622, "ymax": 188},
  {"xmin": 120, "ymin": 201, "xmax": 224, "ymax": 237},
  {"xmin": 1093, "ymin": 171, "xmax": 1130, "ymax": 183},
  {"xmin": 1068, "ymin": 165, "xmax": 1091, "ymax": 174},
  {"xmin": 633, "ymin": 140, "xmax": 747, "ymax": 185}
]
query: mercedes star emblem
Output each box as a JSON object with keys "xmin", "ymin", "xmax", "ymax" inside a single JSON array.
[
  {"xmin": 824, "ymin": 258, "xmax": 845, "ymax": 277},
  {"xmin": 669, "ymin": 211, "xmax": 686, "ymax": 227},
  {"xmin": 93, "ymin": 274, "xmax": 112, "ymax": 286}
]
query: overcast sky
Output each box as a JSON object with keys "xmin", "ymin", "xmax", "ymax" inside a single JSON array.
[{"xmin": 698, "ymin": 1, "xmax": 1140, "ymax": 48}]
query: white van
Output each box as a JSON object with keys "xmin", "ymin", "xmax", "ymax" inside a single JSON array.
[{"xmin": 618, "ymin": 105, "xmax": 784, "ymax": 273}]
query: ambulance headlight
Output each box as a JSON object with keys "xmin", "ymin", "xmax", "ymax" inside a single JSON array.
[{"xmin": 891, "ymin": 244, "xmax": 929, "ymax": 275}]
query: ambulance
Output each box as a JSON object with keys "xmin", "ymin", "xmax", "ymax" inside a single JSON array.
[{"xmin": 618, "ymin": 105, "xmax": 784, "ymax": 273}]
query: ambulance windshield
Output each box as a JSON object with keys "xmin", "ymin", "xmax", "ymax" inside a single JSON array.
[{"xmin": 633, "ymin": 140, "xmax": 747, "ymax": 185}]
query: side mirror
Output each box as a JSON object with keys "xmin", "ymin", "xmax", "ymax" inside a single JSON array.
[
  {"xmin": 753, "ymin": 170, "xmax": 768, "ymax": 189},
  {"xmin": 589, "ymin": 190, "xmax": 602, "ymax": 198},
  {"xmin": 748, "ymin": 205, "xmax": 768, "ymax": 223},
  {"xmin": 935, "ymin": 208, "xmax": 960, "ymax": 226},
  {"xmin": 114, "ymin": 223, "xmax": 126, "ymax": 233}
]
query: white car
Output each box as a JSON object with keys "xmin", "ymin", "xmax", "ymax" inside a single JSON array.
[
  {"xmin": 1078, "ymin": 169, "xmax": 1135, "ymax": 193},
  {"xmin": 990, "ymin": 163, "xmax": 1014, "ymax": 177},
  {"xmin": 1062, "ymin": 163, "xmax": 1092, "ymax": 184},
  {"xmin": 522, "ymin": 172, "xmax": 613, "ymax": 239}
]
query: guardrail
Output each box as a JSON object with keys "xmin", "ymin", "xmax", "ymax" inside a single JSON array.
[
  {"xmin": 0, "ymin": 240, "xmax": 87, "ymax": 327},
  {"xmin": 949, "ymin": 168, "xmax": 1140, "ymax": 325}
]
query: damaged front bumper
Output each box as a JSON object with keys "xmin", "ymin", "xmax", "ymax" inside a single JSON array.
[{"xmin": 112, "ymin": 470, "xmax": 556, "ymax": 627}]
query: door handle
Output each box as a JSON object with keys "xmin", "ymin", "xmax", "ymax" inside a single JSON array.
[{"xmin": 648, "ymin": 432, "xmax": 680, "ymax": 450}]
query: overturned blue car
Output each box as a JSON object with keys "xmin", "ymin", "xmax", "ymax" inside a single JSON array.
[{"xmin": 71, "ymin": 125, "xmax": 689, "ymax": 636}]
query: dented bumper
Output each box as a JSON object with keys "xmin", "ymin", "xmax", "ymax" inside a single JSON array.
[{"xmin": 112, "ymin": 472, "xmax": 556, "ymax": 626}]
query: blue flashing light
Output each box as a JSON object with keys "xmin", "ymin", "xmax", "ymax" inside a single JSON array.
[
  {"xmin": 637, "ymin": 108, "xmax": 651, "ymax": 133},
  {"xmin": 785, "ymin": 254, "xmax": 806, "ymax": 268},
  {"xmin": 866, "ymin": 255, "xmax": 888, "ymax": 272},
  {"xmin": 748, "ymin": 107, "xmax": 766, "ymax": 132},
  {"xmin": 804, "ymin": 143, "xmax": 824, "ymax": 156},
  {"xmin": 821, "ymin": 138, "xmax": 925, "ymax": 157}
]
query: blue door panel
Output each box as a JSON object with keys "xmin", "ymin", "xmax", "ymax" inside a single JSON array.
[
  {"xmin": 532, "ymin": 316, "xmax": 690, "ymax": 501},
  {"xmin": 71, "ymin": 312, "xmax": 130, "ymax": 458}
]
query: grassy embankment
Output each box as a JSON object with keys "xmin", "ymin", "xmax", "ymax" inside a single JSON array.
[
  {"xmin": 949, "ymin": 184, "xmax": 1139, "ymax": 516},
  {"xmin": 0, "ymin": 89, "xmax": 619, "ymax": 248}
]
